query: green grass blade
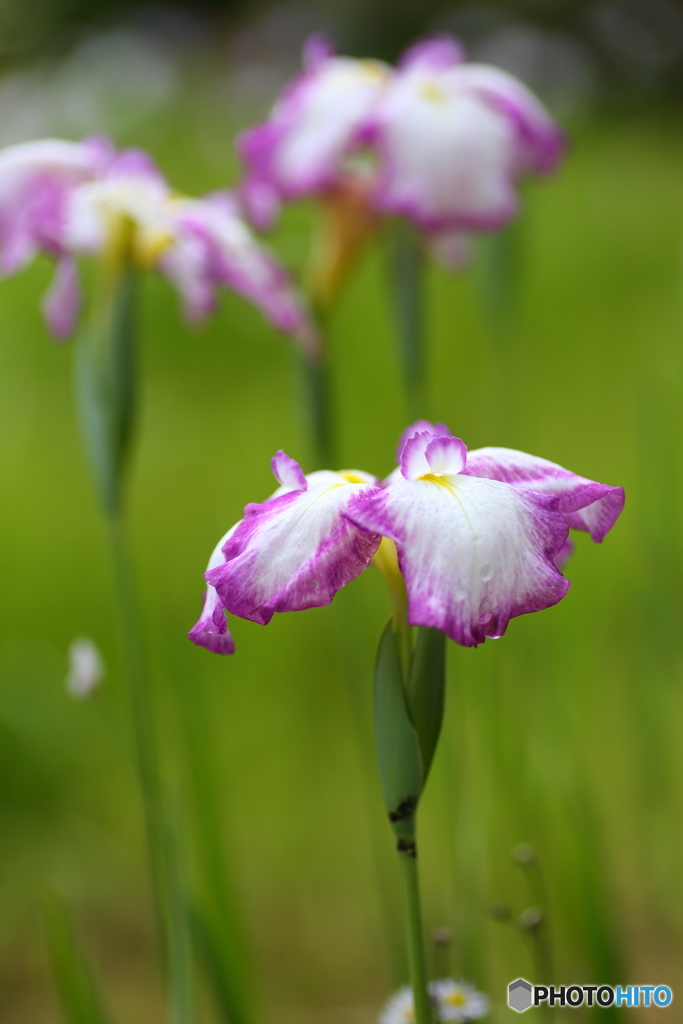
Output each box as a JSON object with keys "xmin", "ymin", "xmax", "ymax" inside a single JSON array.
[
  {"xmin": 191, "ymin": 904, "xmax": 253, "ymax": 1024},
  {"xmin": 42, "ymin": 889, "xmax": 110, "ymax": 1024}
]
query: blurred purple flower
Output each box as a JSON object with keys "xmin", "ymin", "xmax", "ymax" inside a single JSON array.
[
  {"xmin": 0, "ymin": 135, "xmax": 314, "ymax": 349},
  {"xmin": 190, "ymin": 422, "xmax": 623, "ymax": 653},
  {"xmin": 238, "ymin": 33, "xmax": 564, "ymax": 264}
]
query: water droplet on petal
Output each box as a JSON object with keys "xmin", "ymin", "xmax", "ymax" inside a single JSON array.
[{"xmin": 479, "ymin": 563, "xmax": 493, "ymax": 582}]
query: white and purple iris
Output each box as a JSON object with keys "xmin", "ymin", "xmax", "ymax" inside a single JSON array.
[
  {"xmin": 189, "ymin": 422, "xmax": 623, "ymax": 654},
  {"xmin": 238, "ymin": 34, "xmax": 564, "ymax": 262},
  {"xmin": 0, "ymin": 135, "xmax": 312, "ymax": 347}
]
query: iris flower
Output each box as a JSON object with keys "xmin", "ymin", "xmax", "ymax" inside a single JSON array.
[
  {"xmin": 238, "ymin": 34, "xmax": 563, "ymax": 264},
  {"xmin": 189, "ymin": 422, "xmax": 623, "ymax": 653},
  {"xmin": 0, "ymin": 135, "xmax": 313, "ymax": 348}
]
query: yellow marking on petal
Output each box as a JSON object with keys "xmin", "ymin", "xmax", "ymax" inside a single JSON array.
[
  {"xmin": 134, "ymin": 227, "xmax": 175, "ymax": 267},
  {"xmin": 338, "ymin": 470, "xmax": 368, "ymax": 484},
  {"xmin": 358, "ymin": 59, "xmax": 390, "ymax": 84},
  {"xmin": 419, "ymin": 472, "xmax": 454, "ymax": 490},
  {"xmin": 419, "ymin": 80, "xmax": 448, "ymax": 103}
]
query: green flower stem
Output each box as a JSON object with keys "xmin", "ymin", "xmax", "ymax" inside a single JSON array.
[
  {"xmin": 388, "ymin": 220, "xmax": 426, "ymax": 422},
  {"xmin": 108, "ymin": 512, "xmax": 192, "ymax": 1024},
  {"xmin": 75, "ymin": 235, "xmax": 192, "ymax": 1024},
  {"xmin": 300, "ymin": 343, "xmax": 336, "ymax": 470},
  {"xmin": 398, "ymin": 847, "xmax": 434, "ymax": 1024}
]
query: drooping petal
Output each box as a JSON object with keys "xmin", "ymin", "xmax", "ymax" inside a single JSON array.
[
  {"xmin": 206, "ymin": 468, "xmax": 381, "ymax": 625},
  {"xmin": 346, "ymin": 472, "xmax": 569, "ymax": 647},
  {"xmin": 157, "ymin": 226, "xmax": 217, "ymax": 322},
  {"xmin": 0, "ymin": 136, "xmax": 114, "ymax": 274},
  {"xmin": 553, "ymin": 536, "xmax": 575, "ymax": 571},
  {"xmin": 41, "ymin": 256, "xmax": 80, "ymax": 340},
  {"xmin": 463, "ymin": 447, "xmax": 625, "ymax": 542},
  {"xmin": 450, "ymin": 64, "xmax": 565, "ymax": 175},
  {"xmin": 368, "ymin": 36, "xmax": 563, "ymax": 232},
  {"xmin": 370, "ymin": 68, "xmax": 520, "ymax": 232},
  {"xmin": 163, "ymin": 192, "xmax": 317, "ymax": 353},
  {"xmin": 188, "ymin": 527, "xmax": 237, "ymax": 655},
  {"xmin": 238, "ymin": 40, "xmax": 389, "ymax": 224}
]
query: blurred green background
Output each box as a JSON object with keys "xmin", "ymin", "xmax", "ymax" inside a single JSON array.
[{"xmin": 2, "ymin": 1, "xmax": 683, "ymax": 1021}]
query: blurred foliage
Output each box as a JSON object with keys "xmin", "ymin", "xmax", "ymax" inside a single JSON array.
[
  {"xmin": 2, "ymin": 32, "xmax": 683, "ymax": 1024},
  {"xmin": 2, "ymin": 0, "xmax": 683, "ymax": 102}
]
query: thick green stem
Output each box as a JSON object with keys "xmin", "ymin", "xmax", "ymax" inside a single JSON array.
[{"xmin": 398, "ymin": 848, "xmax": 433, "ymax": 1024}]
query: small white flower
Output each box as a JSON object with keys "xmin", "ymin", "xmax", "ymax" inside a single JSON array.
[
  {"xmin": 66, "ymin": 637, "xmax": 104, "ymax": 699},
  {"xmin": 431, "ymin": 979, "xmax": 490, "ymax": 1022},
  {"xmin": 379, "ymin": 986, "xmax": 416, "ymax": 1024}
]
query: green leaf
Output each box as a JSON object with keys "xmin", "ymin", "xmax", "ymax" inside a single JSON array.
[
  {"xmin": 74, "ymin": 268, "xmax": 137, "ymax": 514},
  {"xmin": 42, "ymin": 889, "xmax": 110, "ymax": 1024},
  {"xmin": 406, "ymin": 627, "xmax": 447, "ymax": 784},
  {"xmin": 374, "ymin": 619, "xmax": 424, "ymax": 841},
  {"xmin": 191, "ymin": 903, "xmax": 254, "ymax": 1024}
]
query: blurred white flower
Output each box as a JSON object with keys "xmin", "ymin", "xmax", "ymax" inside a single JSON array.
[
  {"xmin": 379, "ymin": 979, "xmax": 489, "ymax": 1023},
  {"xmin": 380, "ymin": 985, "xmax": 416, "ymax": 1024},
  {"xmin": 431, "ymin": 979, "xmax": 490, "ymax": 1021},
  {"xmin": 66, "ymin": 637, "xmax": 104, "ymax": 699}
]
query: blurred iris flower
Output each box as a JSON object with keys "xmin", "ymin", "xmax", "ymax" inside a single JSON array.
[
  {"xmin": 379, "ymin": 978, "xmax": 489, "ymax": 1022},
  {"xmin": 0, "ymin": 136, "xmax": 313, "ymax": 348},
  {"xmin": 189, "ymin": 421, "xmax": 623, "ymax": 653},
  {"xmin": 238, "ymin": 33, "xmax": 564, "ymax": 268}
]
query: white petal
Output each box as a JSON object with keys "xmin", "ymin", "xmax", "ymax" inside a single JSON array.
[{"xmin": 347, "ymin": 474, "xmax": 569, "ymax": 646}]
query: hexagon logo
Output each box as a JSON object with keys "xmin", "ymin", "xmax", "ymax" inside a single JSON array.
[{"xmin": 508, "ymin": 978, "xmax": 533, "ymax": 1012}]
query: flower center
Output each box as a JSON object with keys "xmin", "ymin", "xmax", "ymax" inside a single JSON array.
[
  {"xmin": 446, "ymin": 992, "xmax": 466, "ymax": 1006},
  {"xmin": 419, "ymin": 80, "xmax": 448, "ymax": 103},
  {"xmin": 418, "ymin": 472, "xmax": 453, "ymax": 489}
]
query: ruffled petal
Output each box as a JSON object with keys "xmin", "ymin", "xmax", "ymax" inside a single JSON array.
[
  {"xmin": 395, "ymin": 419, "xmax": 452, "ymax": 462},
  {"xmin": 369, "ymin": 68, "xmax": 516, "ymax": 231},
  {"xmin": 206, "ymin": 470, "xmax": 381, "ymax": 625},
  {"xmin": 369, "ymin": 41, "xmax": 562, "ymax": 232},
  {"xmin": 237, "ymin": 43, "xmax": 388, "ymax": 218},
  {"xmin": 271, "ymin": 449, "xmax": 307, "ymax": 491},
  {"xmin": 450, "ymin": 63, "xmax": 565, "ymax": 175},
  {"xmin": 345, "ymin": 473, "xmax": 569, "ymax": 647},
  {"xmin": 0, "ymin": 137, "xmax": 113, "ymax": 274},
  {"xmin": 165, "ymin": 192, "xmax": 317, "ymax": 353},
  {"xmin": 463, "ymin": 447, "xmax": 625, "ymax": 542},
  {"xmin": 398, "ymin": 35, "xmax": 465, "ymax": 72},
  {"xmin": 41, "ymin": 256, "xmax": 80, "ymax": 339},
  {"xmin": 188, "ymin": 528, "xmax": 237, "ymax": 655}
]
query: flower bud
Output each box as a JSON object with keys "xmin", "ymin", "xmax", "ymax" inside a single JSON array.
[
  {"xmin": 66, "ymin": 637, "xmax": 104, "ymax": 699},
  {"xmin": 518, "ymin": 905, "xmax": 544, "ymax": 933},
  {"xmin": 512, "ymin": 843, "xmax": 537, "ymax": 866}
]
